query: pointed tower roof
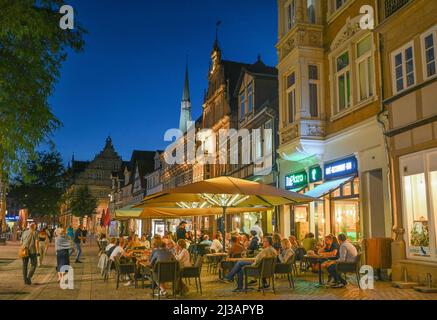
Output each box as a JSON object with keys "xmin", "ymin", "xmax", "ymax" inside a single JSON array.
[{"xmin": 182, "ymin": 63, "xmax": 190, "ymax": 102}]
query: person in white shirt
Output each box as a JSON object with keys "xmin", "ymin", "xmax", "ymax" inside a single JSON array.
[
  {"xmin": 210, "ymin": 233, "xmax": 224, "ymax": 253},
  {"xmin": 250, "ymin": 220, "xmax": 263, "ymax": 241},
  {"xmin": 105, "ymin": 238, "xmax": 117, "ymax": 252},
  {"xmin": 175, "ymin": 239, "xmax": 191, "ymax": 268}
]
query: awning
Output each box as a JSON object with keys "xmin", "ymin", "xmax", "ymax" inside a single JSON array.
[{"xmin": 304, "ymin": 176, "xmax": 355, "ymax": 199}]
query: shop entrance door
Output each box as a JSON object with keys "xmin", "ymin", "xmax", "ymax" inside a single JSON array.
[{"xmin": 364, "ymin": 169, "xmax": 386, "ymax": 238}]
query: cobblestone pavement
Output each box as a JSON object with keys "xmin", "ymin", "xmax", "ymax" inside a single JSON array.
[{"xmin": 1, "ymin": 241, "xmax": 437, "ymax": 300}]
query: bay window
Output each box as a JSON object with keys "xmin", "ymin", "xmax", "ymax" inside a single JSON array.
[
  {"xmin": 336, "ymin": 51, "xmax": 351, "ymax": 112},
  {"xmin": 307, "ymin": 0, "xmax": 316, "ymax": 24},
  {"xmin": 286, "ymin": 72, "xmax": 296, "ymax": 123},
  {"xmin": 391, "ymin": 42, "xmax": 416, "ymax": 94},
  {"xmin": 308, "ymin": 65, "xmax": 319, "ymax": 117},
  {"xmin": 286, "ymin": 0, "xmax": 296, "ymax": 31}
]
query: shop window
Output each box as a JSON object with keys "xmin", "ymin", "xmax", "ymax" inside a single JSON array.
[
  {"xmin": 404, "ymin": 173, "xmax": 430, "ymax": 256},
  {"xmin": 353, "ymin": 178, "xmax": 360, "ymax": 195},
  {"xmin": 334, "ymin": 201, "xmax": 359, "ymax": 242},
  {"xmin": 343, "ymin": 182, "xmax": 352, "ymax": 196}
]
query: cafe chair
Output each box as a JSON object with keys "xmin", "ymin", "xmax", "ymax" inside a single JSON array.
[
  {"xmin": 243, "ymin": 257, "xmax": 276, "ymax": 295},
  {"xmin": 274, "ymin": 255, "xmax": 295, "ymax": 289},
  {"xmin": 114, "ymin": 257, "xmax": 135, "ymax": 289},
  {"xmin": 180, "ymin": 256, "xmax": 203, "ymax": 294},
  {"xmin": 336, "ymin": 252, "xmax": 362, "ymax": 288},
  {"xmin": 151, "ymin": 261, "xmax": 179, "ymax": 299}
]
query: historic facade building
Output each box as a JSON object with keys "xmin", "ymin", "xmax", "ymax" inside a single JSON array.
[
  {"xmin": 109, "ymin": 150, "xmax": 156, "ymax": 236},
  {"xmin": 376, "ymin": 0, "xmax": 437, "ymax": 281},
  {"xmin": 276, "ymin": 0, "xmax": 392, "ymax": 244},
  {"xmin": 60, "ymin": 137, "xmax": 123, "ymax": 232}
]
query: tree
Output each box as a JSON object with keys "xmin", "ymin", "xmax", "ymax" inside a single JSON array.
[
  {"xmin": 70, "ymin": 186, "xmax": 97, "ymax": 221},
  {"xmin": 10, "ymin": 150, "xmax": 66, "ymax": 224},
  {"xmin": 0, "ymin": 0, "xmax": 85, "ymax": 231}
]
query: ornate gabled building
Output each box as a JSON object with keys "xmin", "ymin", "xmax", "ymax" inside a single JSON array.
[{"xmin": 60, "ymin": 136, "xmax": 123, "ymax": 231}]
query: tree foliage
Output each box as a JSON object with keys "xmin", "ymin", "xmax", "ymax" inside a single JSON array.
[
  {"xmin": 0, "ymin": 0, "xmax": 85, "ymax": 229},
  {"xmin": 70, "ymin": 185, "xmax": 97, "ymax": 218},
  {"xmin": 10, "ymin": 150, "xmax": 66, "ymax": 218}
]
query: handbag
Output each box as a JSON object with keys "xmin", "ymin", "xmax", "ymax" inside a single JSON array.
[{"xmin": 19, "ymin": 246, "xmax": 29, "ymax": 258}]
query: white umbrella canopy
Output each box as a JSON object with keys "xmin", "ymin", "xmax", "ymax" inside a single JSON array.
[{"xmin": 134, "ymin": 176, "xmax": 314, "ymax": 208}]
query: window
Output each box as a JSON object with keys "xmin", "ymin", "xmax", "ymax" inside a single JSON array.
[
  {"xmin": 356, "ymin": 35, "xmax": 374, "ymax": 101},
  {"xmin": 308, "ymin": 65, "xmax": 319, "ymax": 117},
  {"xmin": 422, "ymin": 28, "xmax": 437, "ymax": 80},
  {"xmin": 307, "ymin": 0, "xmax": 316, "ymax": 24},
  {"xmin": 392, "ymin": 42, "xmax": 415, "ymax": 94},
  {"xmin": 401, "ymin": 149, "xmax": 437, "ymax": 261},
  {"xmin": 247, "ymin": 82, "xmax": 253, "ymax": 113},
  {"xmin": 239, "ymin": 91, "xmax": 246, "ymax": 119},
  {"xmin": 286, "ymin": 72, "xmax": 296, "ymax": 123},
  {"xmin": 336, "ymin": 51, "xmax": 351, "ymax": 112},
  {"xmin": 286, "ymin": 0, "xmax": 296, "ymax": 31}
]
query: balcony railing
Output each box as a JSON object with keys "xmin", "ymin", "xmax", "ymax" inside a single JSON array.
[{"xmin": 384, "ymin": 0, "xmax": 411, "ymax": 19}]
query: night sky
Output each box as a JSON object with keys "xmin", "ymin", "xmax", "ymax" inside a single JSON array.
[{"xmin": 48, "ymin": 0, "xmax": 277, "ymax": 163}]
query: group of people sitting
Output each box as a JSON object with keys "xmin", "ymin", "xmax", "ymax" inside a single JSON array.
[
  {"xmin": 218, "ymin": 231, "xmax": 358, "ymax": 292},
  {"xmin": 97, "ymin": 232, "xmax": 194, "ymax": 297}
]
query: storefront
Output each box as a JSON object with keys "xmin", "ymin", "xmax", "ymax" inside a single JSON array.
[
  {"xmin": 283, "ymin": 156, "xmax": 361, "ymax": 242},
  {"xmin": 399, "ymin": 148, "xmax": 437, "ymax": 261}
]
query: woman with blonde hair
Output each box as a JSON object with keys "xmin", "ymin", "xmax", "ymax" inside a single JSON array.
[{"xmin": 278, "ymin": 238, "xmax": 294, "ymax": 263}]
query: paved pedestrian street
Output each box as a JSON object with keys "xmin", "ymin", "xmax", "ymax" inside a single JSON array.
[{"xmin": 1, "ymin": 241, "xmax": 436, "ymax": 301}]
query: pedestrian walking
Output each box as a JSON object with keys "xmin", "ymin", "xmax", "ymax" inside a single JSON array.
[
  {"xmin": 20, "ymin": 223, "xmax": 39, "ymax": 285},
  {"xmin": 74, "ymin": 224, "xmax": 85, "ymax": 263},
  {"xmin": 37, "ymin": 227, "xmax": 49, "ymax": 266},
  {"xmin": 55, "ymin": 228, "xmax": 71, "ymax": 282}
]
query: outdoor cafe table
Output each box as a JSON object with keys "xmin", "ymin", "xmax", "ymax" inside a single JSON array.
[{"xmin": 303, "ymin": 254, "xmax": 326, "ymax": 287}]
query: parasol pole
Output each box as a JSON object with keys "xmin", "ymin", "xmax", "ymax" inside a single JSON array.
[{"xmin": 222, "ymin": 206, "xmax": 226, "ymax": 253}]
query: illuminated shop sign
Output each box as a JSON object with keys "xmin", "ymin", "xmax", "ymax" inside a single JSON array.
[
  {"xmin": 324, "ymin": 156, "xmax": 358, "ymax": 180},
  {"xmin": 285, "ymin": 171, "xmax": 308, "ymax": 190},
  {"xmin": 309, "ymin": 166, "xmax": 323, "ymax": 183}
]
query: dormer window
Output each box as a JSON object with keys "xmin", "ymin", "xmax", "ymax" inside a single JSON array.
[
  {"xmin": 239, "ymin": 80, "xmax": 254, "ymax": 120},
  {"xmin": 247, "ymin": 82, "xmax": 254, "ymax": 113},
  {"xmin": 240, "ymin": 91, "xmax": 246, "ymax": 119}
]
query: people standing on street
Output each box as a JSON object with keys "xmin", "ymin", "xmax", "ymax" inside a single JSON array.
[
  {"xmin": 55, "ymin": 228, "xmax": 71, "ymax": 282},
  {"xmin": 66, "ymin": 225, "xmax": 75, "ymax": 255},
  {"xmin": 74, "ymin": 224, "xmax": 85, "ymax": 263},
  {"xmin": 37, "ymin": 227, "xmax": 49, "ymax": 266},
  {"xmin": 21, "ymin": 223, "xmax": 39, "ymax": 285},
  {"xmin": 82, "ymin": 228, "xmax": 88, "ymax": 244}
]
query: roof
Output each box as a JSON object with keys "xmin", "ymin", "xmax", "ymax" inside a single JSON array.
[
  {"xmin": 129, "ymin": 150, "xmax": 156, "ymax": 189},
  {"xmin": 234, "ymin": 59, "xmax": 278, "ymax": 97}
]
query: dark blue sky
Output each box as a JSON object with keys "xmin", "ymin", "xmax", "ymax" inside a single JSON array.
[{"xmin": 49, "ymin": 0, "xmax": 277, "ymax": 163}]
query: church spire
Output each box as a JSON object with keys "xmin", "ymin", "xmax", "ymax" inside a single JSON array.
[{"xmin": 179, "ymin": 61, "xmax": 192, "ymax": 133}]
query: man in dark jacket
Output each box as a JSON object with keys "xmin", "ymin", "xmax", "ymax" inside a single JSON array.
[{"xmin": 176, "ymin": 221, "xmax": 187, "ymax": 241}]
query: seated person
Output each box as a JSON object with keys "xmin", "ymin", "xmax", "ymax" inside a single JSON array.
[
  {"xmin": 166, "ymin": 239, "xmax": 176, "ymax": 255},
  {"xmin": 210, "ymin": 233, "xmax": 224, "ymax": 253},
  {"xmin": 221, "ymin": 236, "xmax": 277, "ymax": 292},
  {"xmin": 317, "ymin": 234, "xmax": 340, "ymax": 269},
  {"xmin": 140, "ymin": 234, "xmax": 151, "ymax": 249},
  {"xmin": 278, "ymin": 238, "xmax": 294, "ymax": 263},
  {"xmin": 175, "ymin": 239, "xmax": 191, "ymax": 268},
  {"xmin": 105, "ymin": 238, "xmax": 117, "ymax": 255},
  {"xmin": 148, "ymin": 240, "xmax": 176, "ymax": 297},
  {"xmin": 228, "ymin": 235, "xmax": 245, "ymax": 258},
  {"xmin": 240, "ymin": 234, "xmax": 250, "ymax": 249},
  {"xmin": 326, "ymin": 234, "xmax": 358, "ymax": 288},
  {"xmin": 98, "ymin": 234, "xmax": 108, "ymax": 250},
  {"xmin": 273, "ymin": 233, "xmax": 282, "ymax": 252},
  {"xmin": 199, "ymin": 235, "xmax": 213, "ymax": 246},
  {"xmin": 302, "ymin": 233, "xmax": 317, "ymax": 252},
  {"xmin": 109, "ymin": 238, "xmax": 134, "ymax": 286},
  {"xmin": 247, "ymin": 230, "xmax": 259, "ymax": 252}
]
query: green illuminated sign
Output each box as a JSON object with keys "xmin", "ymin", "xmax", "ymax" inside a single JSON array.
[
  {"xmin": 309, "ymin": 166, "xmax": 322, "ymax": 183},
  {"xmin": 285, "ymin": 171, "xmax": 308, "ymax": 190}
]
